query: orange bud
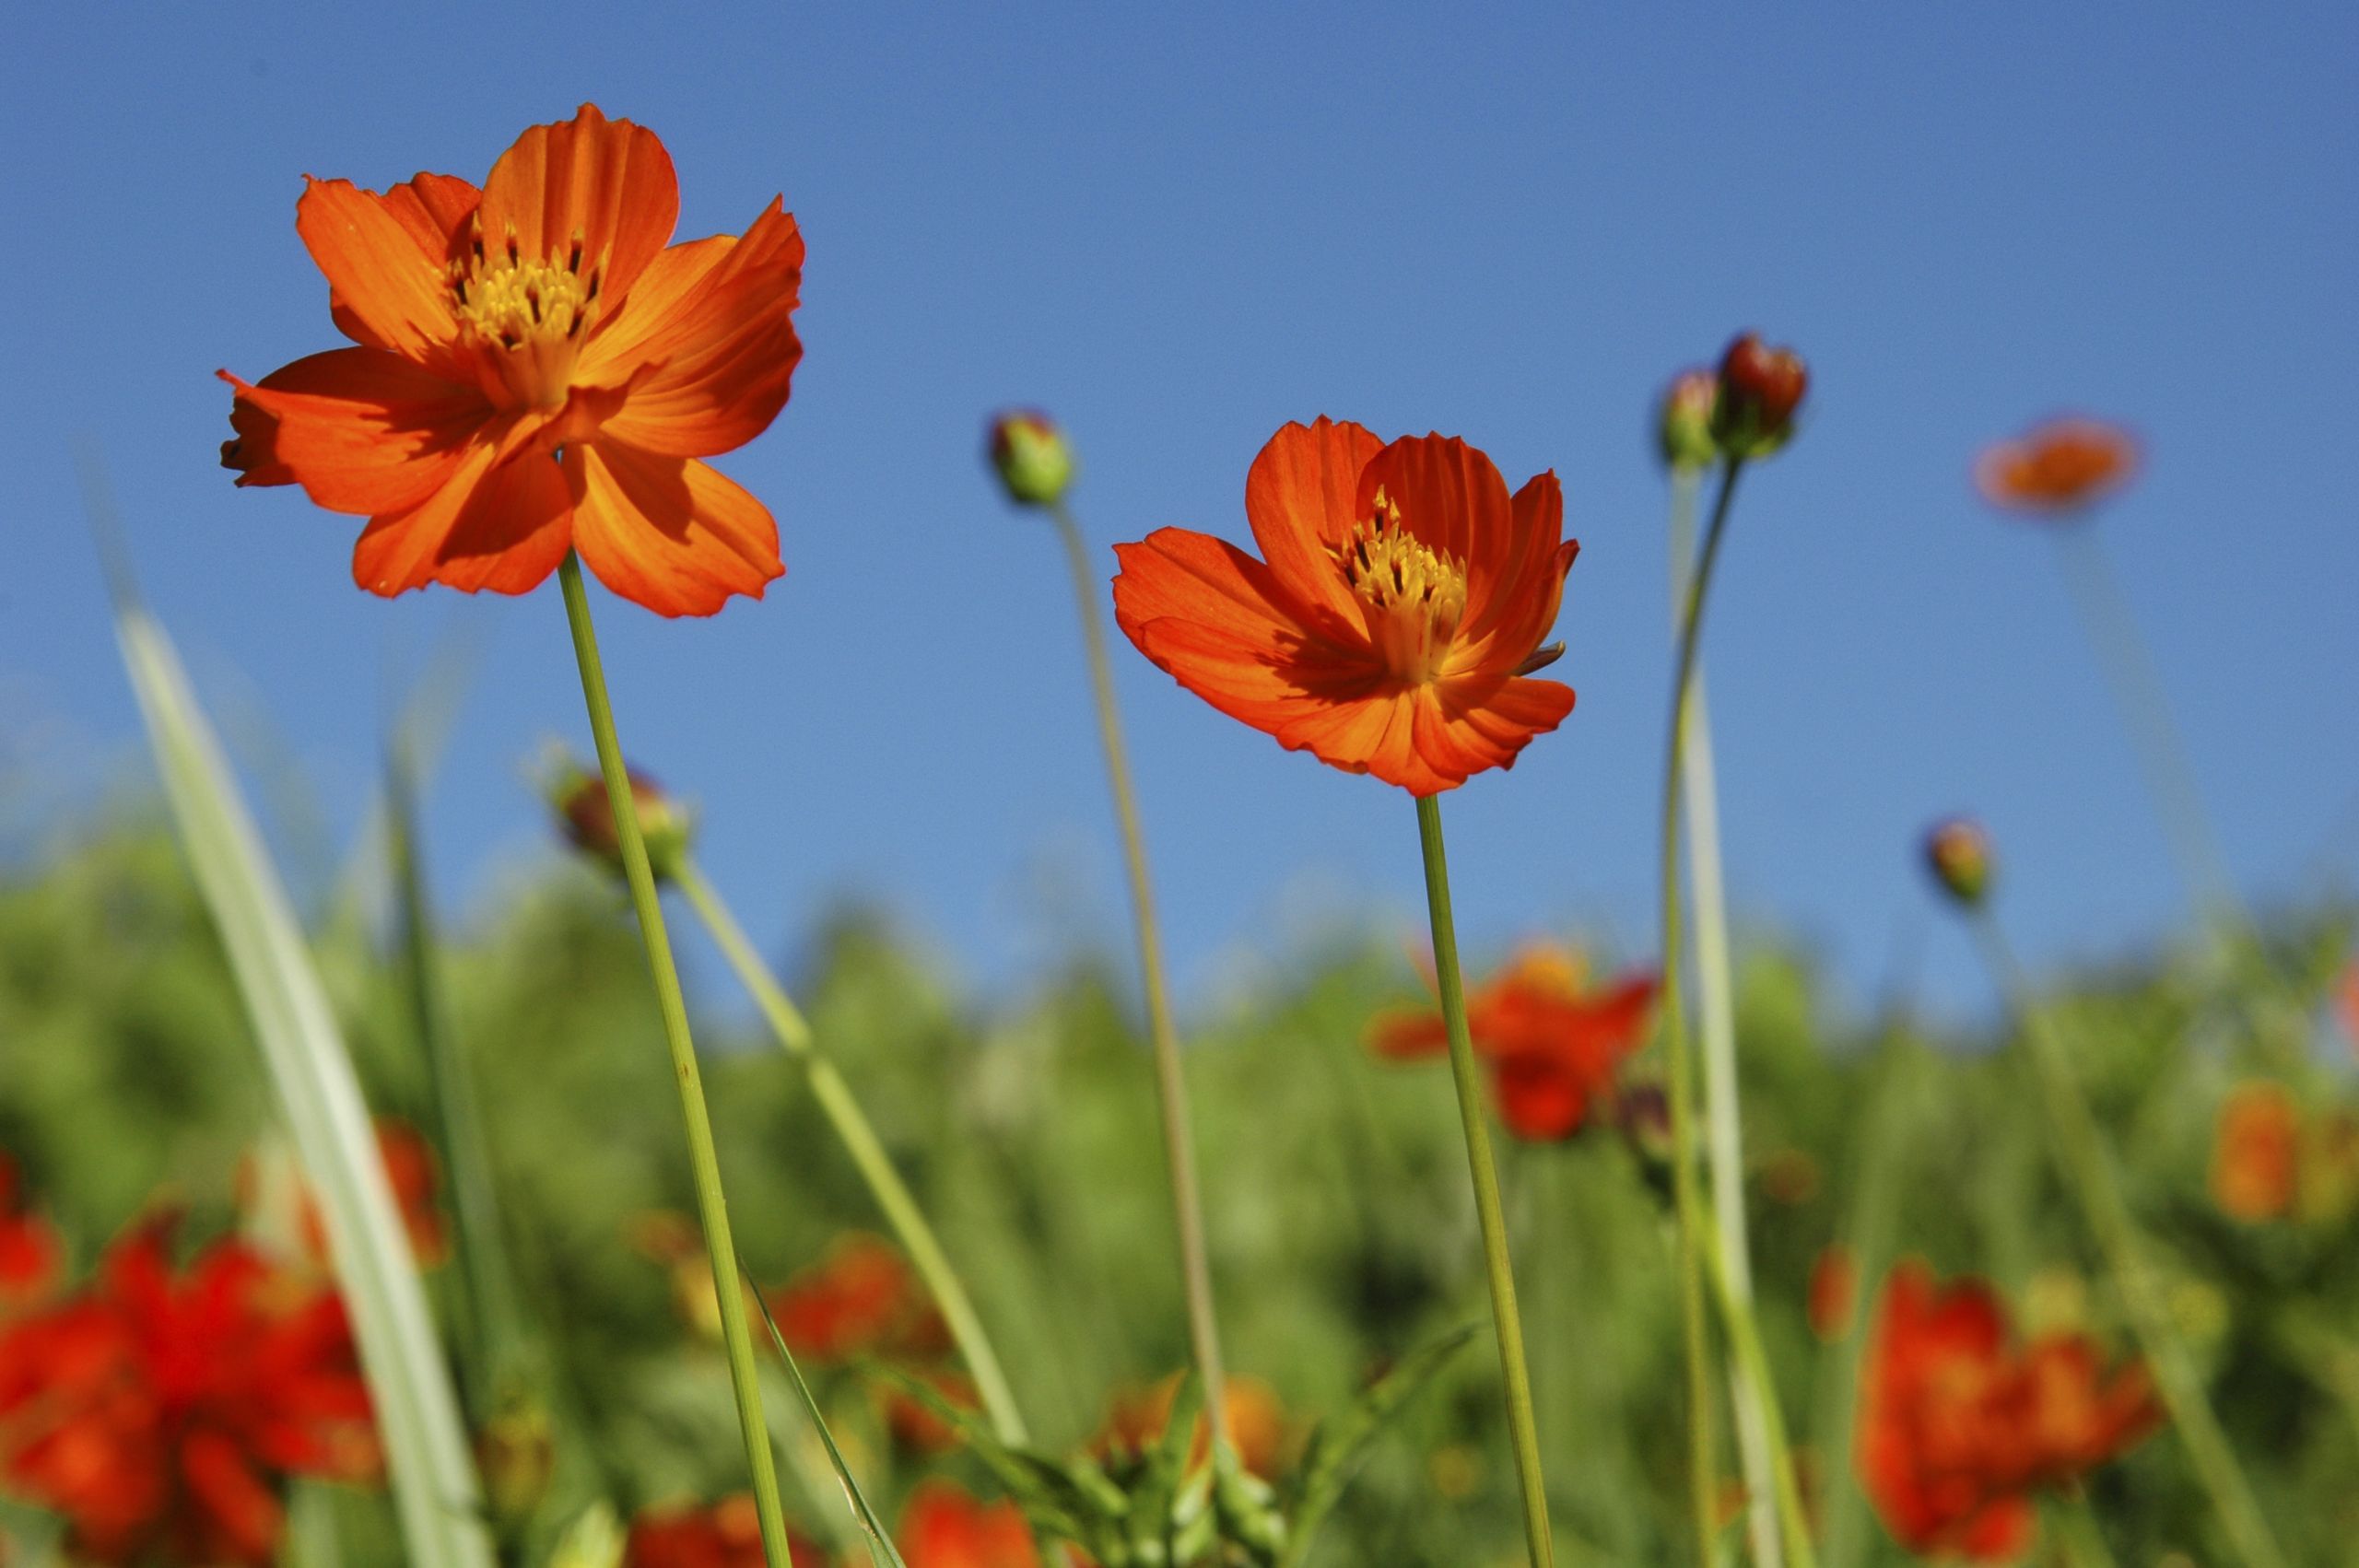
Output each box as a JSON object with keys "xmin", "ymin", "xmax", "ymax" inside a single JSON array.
[
  {"xmin": 550, "ymin": 762, "xmax": 693, "ymax": 883},
  {"xmin": 1922, "ymin": 816, "xmax": 1993, "ymax": 907},
  {"xmin": 1713, "ymin": 333, "xmax": 1808, "ymax": 458}
]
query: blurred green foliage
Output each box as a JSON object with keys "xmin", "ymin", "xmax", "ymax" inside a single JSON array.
[{"xmin": 2, "ymin": 816, "xmax": 2354, "ymax": 1566}]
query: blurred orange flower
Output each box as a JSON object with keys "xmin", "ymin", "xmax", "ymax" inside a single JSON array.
[
  {"xmin": 2211, "ymin": 1082, "xmax": 2301, "ymax": 1223},
  {"xmin": 1859, "ymin": 1260, "xmax": 2158, "ymax": 1561},
  {"xmin": 0, "ymin": 1153, "xmax": 63, "ymax": 1312},
  {"xmin": 1371, "ymin": 946, "xmax": 1656, "ymax": 1140},
  {"xmin": 1095, "ymin": 1371, "xmax": 1289, "ymax": 1480},
  {"xmin": 767, "ymin": 1233, "xmax": 948, "ymax": 1363},
  {"xmin": 0, "ymin": 1221, "xmax": 377, "ymax": 1566},
  {"xmin": 237, "ymin": 1119, "xmax": 447, "ymax": 1275},
  {"xmin": 1112, "ymin": 419, "xmax": 1579, "ymax": 795},
  {"xmin": 2337, "ymin": 957, "xmax": 2359, "ymax": 1057},
  {"xmin": 1807, "ymin": 1244, "xmax": 1857, "ymax": 1341},
  {"xmin": 1973, "ymin": 416, "xmax": 2139, "ymax": 518},
  {"xmin": 625, "ymin": 1494, "xmax": 827, "ymax": 1568},
  {"xmin": 222, "ymin": 103, "xmax": 803, "ymax": 616},
  {"xmin": 884, "ymin": 1365, "xmax": 980, "ymax": 1454},
  {"xmin": 897, "ymin": 1480, "xmax": 1038, "ymax": 1568}
]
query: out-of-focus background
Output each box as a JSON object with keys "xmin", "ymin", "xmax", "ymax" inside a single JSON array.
[{"xmin": 4, "ymin": 1, "xmax": 2354, "ymax": 1012}]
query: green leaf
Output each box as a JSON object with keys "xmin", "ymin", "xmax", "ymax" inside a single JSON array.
[
  {"xmin": 103, "ymin": 585, "xmax": 495, "ymax": 1562},
  {"xmin": 749, "ymin": 1271, "xmax": 910, "ymax": 1567},
  {"xmin": 1275, "ymin": 1320, "xmax": 1478, "ymax": 1568}
]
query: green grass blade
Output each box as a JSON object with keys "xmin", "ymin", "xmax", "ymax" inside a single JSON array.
[
  {"xmin": 109, "ymin": 598, "xmax": 495, "ymax": 1568},
  {"xmin": 748, "ymin": 1262, "xmax": 911, "ymax": 1567}
]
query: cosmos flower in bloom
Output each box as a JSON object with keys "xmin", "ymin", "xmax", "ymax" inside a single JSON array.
[
  {"xmin": 897, "ymin": 1480, "xmax": 1039, "ymax": 1568},
  {"xmin": 766, "ymin": 1233, "xmax": 948, "ymax": 1363},
  {"xmin": 222, "ymin": 104, "xmax": 803, "ymax": 616},
  {"xmin": 1094, "ymin": 1371, "xmax": 1290, "ymax": 1480},
  {"xmin": 1859, "ymin": 1259, "xmax": 2158, "ymax": 1561},
  {"xmin": 1112, "ymin": 419, "xmax": 1579, "ymax": 796},
  {"xmin": 1973, "ymin": 417, "xmax": 2139, "ymax": 520},
  {"xmin": 0, "ymin": 1221, "xmax": 377, "ymax": 1566},
  {"xmin": 1370, "ymin": 946, "xmax": 1657, "ymax": 1141}
]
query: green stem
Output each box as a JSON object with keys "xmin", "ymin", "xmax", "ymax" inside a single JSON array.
[
  {"xmin": 1967, "ymin": 910, "xmax": 2286, "ymax": 1568},
  {"xmin": 673, "ymin": 857, "xmax": 1029, "ymax": 1445},
  {"xmin": 1660, "ymin": 456, "xmax": 1744, "ymax": 1564},
  {"xmin": 555, "ymin": 553, "xmax": 792, "ymax": 1565},
  {"xmin": 1414, "ymin": 792, "xmax": 1554, "ymax": 1568},
  {"xmin": 1667, "ymin": 463, "xmax": 1779, "ymax": 1568},
  {"xmin": 1048, "ymin": 499, "xmax": 1232, "ymax": 1453},
  {"xmin": 1699, "ymin": 1242, "xmax": 1819, "ymax": 1568},
  {"xmin": 2053, "ymin": 1493, "xmax": 2122, "ymax": 1568}
]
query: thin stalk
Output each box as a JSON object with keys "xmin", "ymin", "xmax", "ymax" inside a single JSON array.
[
  {"xmin": 2054, "ymin": 1493, "xmax": 2122, "ymax": 1568},
  {"xmin": 1699, "ymin": 1241, "xmax": 1820, "ymax": 1568},
  {"xmin": 555, "ymin": 553, "xmax": 792, "ymax": 1564},
  {"xmin": 1967, "ymin": 910, "xmax": 2286, "ymax": 1568},
  {"xmin": 1660, "ymin": 457, "xmax": 1744, "ymax": 1563},
  {"xmin": 1667, "ymin": 463, "xmax": 1779, "ymax": 1568},
  {"xmin": 1414, "ymin": 792, "xmax": 1555, "ymax": 1568},
  {"xmin": 1047, "ymin": 499, "xmax": 1231, "ymax": 1452},
  {"xmin": 2050, "ymin": 527, "xmax": 2237, "ymax": 928},
  {"xmin": 672, "ymin": 857, "xmax": 1028, "ymax": 1444}
]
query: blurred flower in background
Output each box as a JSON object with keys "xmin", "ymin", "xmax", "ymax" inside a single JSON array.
[
  {"xmin": 1094, "ymin": 1371, "xmax": 1290, "ymax": 1480},
  {"xmin": 0, "ymin": 1155, "xmax": 63, "ymax": 1314},
  {"xmin": 1973, "ymin": 416, "xmax": 2140, "ymax": 519},
  {"xmin": 624, "ymin": 1493, "xmax": 826, "ymax": 1568},
  {"xmin": 896, "ymin": 1480, "xmax": 1039, "ymax": 1568}
]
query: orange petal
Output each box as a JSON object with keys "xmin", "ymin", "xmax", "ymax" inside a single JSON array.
[
  {"xmin": 352, "ymin": 445, "xmax": 573, "ymax": 599},
  {"xmin": 585, "ymin": 203, "xmax": 806, "ymax": 458},
  {"xmin": 220, "ymin": 351, "xmax": 490, "ymax": 516},
  {"xmin": 479, "ymin": 103, "xmax": 678, "ymax": 306},
  {"xmin": 1243, "ymin": 418, "xmax": 1385, "ymax": 634},
  {"xmin": 296, "ymin": 179, "xmax": 465, "ymax": 369},
  {"xmin": 1455, "ymin": 473, "xmax": 1575, "ymax": 664},
  {"xmin": 1420, "ymin": 673, "xmax": 1575, "ymax": 782},
  {"xmin": 567, "ymin": 441, "xmax": 783, "ymax": 616},
  {"xmin": 328, "ymin": 173, "xmax": 480, "ymax": 349},
  {"xmin": 1490, "ymin": 1055, "xmax": 1590, "ymax": 1141},
  {"xmin": 1111, "ymin": 527, "xmax": 1324, "ymax": 656},
  {"xmin": 1357, "ymin": 433, "xmax": 1514, "ymax": 620}
]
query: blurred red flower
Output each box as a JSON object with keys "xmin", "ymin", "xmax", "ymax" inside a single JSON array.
[
  {"xmin": 1973, "ymin": 417, "xmax": 2139, "ymax": 518},
  {"xmin": 1371, "ymin": 946, "xmax": 1657, "ymax": 1141},
  {"xmin": 883, "ymin": 1365, "xmax": 980, "ymax": 1454},
  {"xmin": 0, "ymin": 1221, "xmax": 377, "ymax": 1566},
  {"xmin": 1807, "ymin": 1244, "xmax": 1858, "ymax": 1342},
  {"xmin": 0, "ymin": 1154, "xmax": 63, "ymax": 1313},
  {"xmin": 1112, "ymin": 419, "xmax": 1579, "ymax": 796},
  {"xmin": 241, "ymin": 1119, "xmax": 448, "ymax": 1274},
  {"xmin": 625, "ymin": 1494, "xmax": 827, "ymax": 1568},
  {"xmin": 221, "ymin": 103, "xmax": 803, "ymax": 616},
  {"xmin": 1859, "ymin": 1260, "xmax": 2158, "ymax": 1561},
  {"xmin": 898, "ymin": 1480, "xmax": 1038, "ymax": 1568},
  {"xmin": 1094, "ymin": 1371, "xmax": 1290, "ymax": 1480},
  {"xmin": 2211, "ymin": 1082, "xmax": 2301, "ymax": 1223},
  {"xmin": 767, "ymin": 1234, "xmax": 947, "ymax": 1363}
]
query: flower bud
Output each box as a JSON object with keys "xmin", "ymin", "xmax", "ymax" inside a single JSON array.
[
  {"xmin": 550, "ymin": 762, "xmax": 693, "ymax": 883},
  {"xmin": 1712, "ymin": 333, "xmax": 1808, "ymax": 459},
  {"xmin": 1656, "ymin": 368, "xmax": 1719, "ymax": 472},
  {"xmin": 1922, "ymin": 816, "xmax": 1993, "ymax": 907},
  {"xmin": 476, "ymin": 1397, "xmax": 557, "ymax": 1522},
  {"xmin": 987, "ymin": 410, "xmax": 1075, "ymax": 507}
]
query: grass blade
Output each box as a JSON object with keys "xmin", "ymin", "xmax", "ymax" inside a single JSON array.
[{"xmin": 747, "ymin": 1262, "xmax": 911, "ymax": 1567}]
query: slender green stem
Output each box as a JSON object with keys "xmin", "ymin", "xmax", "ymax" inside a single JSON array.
[
  {"xmin": 1699, "ymin": 1242, "xmax": 1819, "ymax": 1568},
  {"xmin": 1047, "ymin": 499, "xmax": 1232, "ymax": 1452},
  {"xmin": 555, "ymin": 553, "xmax": 792, "ymax": 1565},
  {"xmin": 1414, "ymin": 792, "xmax": 1554, "ymax": 1568},
  {"xmin": 673, "ymin": 857, "xmax": 1028, "ymax": 1445},
  {"xmin": 1660, "ymin": 456, "xmax": 1744, "ymax": 1564},
  {"xmin": 1967, "ymin": 910, "xmax": 2286, "ymax": 1568},
  {"xmin": 1667, "ymin": 464, "xmax": 1779, "ymax": 1568},
  {"xmin": 2053, "ymin": 1493, "xmax": 2122, "ymax": 1568}
]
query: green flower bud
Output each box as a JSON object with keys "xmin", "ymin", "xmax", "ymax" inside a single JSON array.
[
  {"xmin": 1922, "ymin": 816, "xmax": 1994, "ymax": 907},
  {"xmin": 988, "ymin": 409, "xmax": 1076, "ymax": 507},
  {"xmin": 1656, "ymin": 368, "xmax": 1719, "ymax": 472},
  {"xmin": 549, "ymin": 761, "xmax": 694, "ymax": 883}
]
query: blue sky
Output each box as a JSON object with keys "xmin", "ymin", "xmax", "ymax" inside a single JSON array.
[{"xmin": 4, "ymin": 3, "xmax": 2353, "ymax": 1024}]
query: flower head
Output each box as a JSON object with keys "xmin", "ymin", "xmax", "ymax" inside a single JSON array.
[
  {"xmin": 988, "ymin": 411, "xmax": 1076, "ymax": 507},
  {"xmin": 0, "ymin": 1153, "xmax": 63, "ymax": 1314},
  {"xmin": 765, "ymin": 1234, "xmax": 946, "ymax": 1363},
  {"xmin": 222, "ymin": 104, "xmax": 804, "ymax": 617},
  {"xmin": 2212, "ymin": 1081, "xmax": 2300, "ymax": 1223},
  {"xmin": 551, "ymin": 761, "xmax": 695, "ymax": 882},
  {"xmin": 239, "ymin": 1119, "xmax": 447, "ymax": 1274},
  {"xmin": 1974, "ymin": 417, "xmax": 2139, "ymax": 519},
  {"xmin": 1922, "ymin": 816, "xmax": 1994, "ymax": 907},
  {"xmin": 1113, "ymin": 419, "xmax": 1578, "ymax": 796},
  {"xmin": 0, "ymin": 1221, "xmax": 377, "ymax": 1566},
  {"xmin": 624, "ymin": 1494, "xmax": 827, "ymax": 1568},
  {"xmin": 1712, "ymin": 333, "xmax": 1808, "ymax": 458},
  {"xmin": 897, "ymin": 1480, "xmax": 1039, "ymax": 1568},
  {"xmin": 1859, "ymin": 1260, "xmax": 2158, "ymax": 1561},
  {"xmin": 1657, "ymin": 368, "xmax": 1719, "ymax": 472},
  {"xmin": 1094, "ymin": 1372, "xmax": 1291, "ymax": 1480},
  {"xmin": 1372, "ymin": 946, "xmax": 1657, "ymax": 1140}
]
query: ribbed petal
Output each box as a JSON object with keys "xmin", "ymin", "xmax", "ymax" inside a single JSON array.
[
  {"xmin": 567, "ymin": 440, "xmax": 782, "ymax": 616},
  {"xmin": 218, "ymin": 352, "xmax": 489, "ymax": 516},
  {"xmin": 296, "ymin": 179, "xmax": 466, "ymax": 371},
  {"xmin": 327, "ymin": 173, "xmax": 480, "ymax": 350},
  {"xmin": 351, "ymin": 444, "xmax": 573, "ymax": 599},
  {"xmin": 1356, "ymin": 434, "xmax": 1514, "ymax": 626},
  {"xmin": 1242, "ymin": 417, "xmax": 1384, "ymax": 635},
  {"xmin": 478, "ymin": 104, "xmax": 677, "ymax": 305}
]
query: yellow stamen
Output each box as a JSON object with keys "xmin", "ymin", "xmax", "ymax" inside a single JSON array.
[
  {"xmin": 1333, "ymin": 486, "xmax": 1468, "ymax": 683},
  {"xmin": 450, "ymin": 221, "xmax": 600, "ymax": 411}
]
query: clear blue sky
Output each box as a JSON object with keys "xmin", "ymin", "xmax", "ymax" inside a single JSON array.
[{"xmin": 4, "ymin": 3, "xmax": 2353, "ymax": 1024}]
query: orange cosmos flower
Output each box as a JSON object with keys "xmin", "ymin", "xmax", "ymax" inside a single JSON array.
[
  {"xmin": 1973, "ymin": 416, "xmax": 2140, "ymax": 519},
  {"xmin": 1094, "ymin": 1372, "xmax": 1290, "ymax": 1480},
  {"xmin": 1371, "ymin": 946, "xmax": 1657, "ymax": 1141},
  {"xmin": 1111, "ymin": 419, "xmax": 1579, "ymax": 796},
  {"xmin": 1858, "ymin": 1260, "xmax": 2158, "ymax": 1562},
  {"xmin": 0, "ymin": 1220, "xmax": 377, "ymax": 1566},
  {"xmin": 766, "ymin": 1233, "xmax": 949, "ymax": 1363},
  {"xmin": 2211, "ymin": 1081, "xmax": 2301, "ymax": 1223},
  {"xmin": 221, "ymin": 104, "xmax": 803, "ymax": 617},
  {"xmin": 897, "ymin": 1480, "xmax": 1039, "ymax": 1568},
  {"xmin": 624, "ymin": 1494, "xmax": 827, "ymax": 1568}
]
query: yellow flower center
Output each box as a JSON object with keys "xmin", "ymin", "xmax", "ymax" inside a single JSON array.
[
  {"xmin": 450, "ymin": 222, "xmax": 602, "ymax": 411},
  {"xmin": 1335, "ymin": 486, "xmax": 1467, "ymax": 683}
]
